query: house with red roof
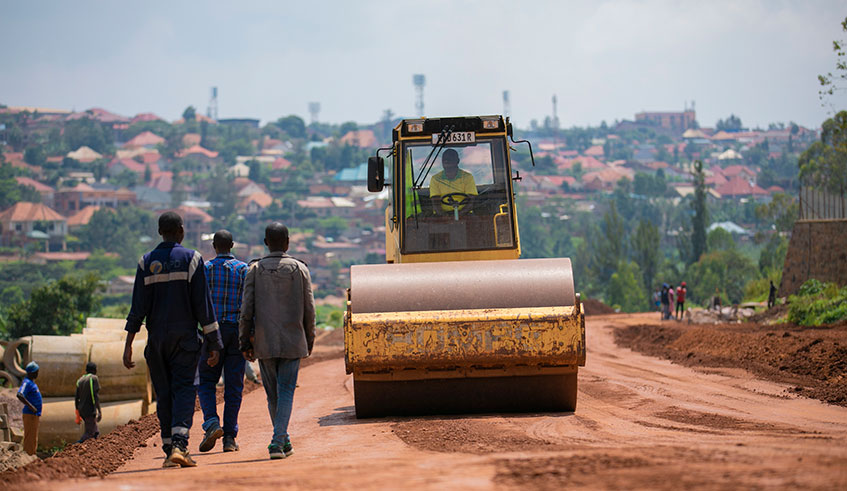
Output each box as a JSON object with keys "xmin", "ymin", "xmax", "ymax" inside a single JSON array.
[
  {"xmin": 715, "ymin": 175, "xmax": 769, "ymax": 199},
  {"xmin": 176, "ymin": 145, "xmax": 221, "ymax": 172},
  {"xmin": 583, "ymin": 145, "xmax": 605, "ymax": 158},
  {"xmin": 15, "ymin": 177, "xmax": 55, "ymax": 206},
  {"xmin": 123, "ymin": 131, "xmax": 165, "ymax": 148},
  {"xmin": 108, "ymin": 158, "xmax": 161, "ymax": 178},
  {"xmin": 53, "ymin": 182, "xmax": 136, "ymax": 215},
  {"xmin": 66, "ymin": 205, "xmax": 106, "ymax": 231},
  {"xmin": 340, "ymin": 130, "xmax": 377, "ymax": 148},
  {"xmin": 721, "ymin": 164, "xmax": 756, "ymax": 180},
  {"xmin": 238, "ymin": 191, "xmax": 274, "ymax": 216},
  {"xmin": 157, "ymin": 205, "xmax": 214, "ymax": 246},
  {"xmin": 558, "ymin": 156, "xmax": 606, "ymax": 172},
  {"xmin": 0, "ymin": 202, "xmax": 67, "ymax": 248},
  {"xmin": 581, "ymin": 167, "xmax": 634, "ymax": 192},
  {"xmin": 130, "ymin": 113, "xmax": 164, "ymax": 124}
]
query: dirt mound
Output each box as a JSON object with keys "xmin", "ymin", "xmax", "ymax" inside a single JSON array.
[
  {"xmin": 583, "ymin": 298, "xmax": 616, "ymax": 316},
  {"xmin": 614, "ymin": 321, "xmax": 847, "ymax": 406}
]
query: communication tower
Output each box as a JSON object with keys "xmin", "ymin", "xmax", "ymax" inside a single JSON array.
[
  {"xmin": 413, "ymin": 74, "xmax": 425, "ymax": 116},
  {"xmin": 551, "ymin": 94, "xmax": 560, "ymax": 129},
  {"xmin": 207, "ymin": 86, "xmax": 218, "ymax": 121},
  {"xmin": 308, "ymin": 102, "xmax": 321, "ymax": 125},
  {"xmin": 502, "ymin": 90, "xmax": 511, "ymax": 119}
]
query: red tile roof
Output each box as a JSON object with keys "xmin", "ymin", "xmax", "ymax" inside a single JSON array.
[
  {"xmin": 15, "ymin": 177, "xmax": 54, "ymax": 193},
  {"xmin": 715, "ymin": 175, "xmax": 768, "ymax": 197},
  {"xmin": 0, "ymin": 202, "xmax": 65, "ymax": 222},
  {"xmin": 124, "ymin": 131, "xmax": 165, "ymax": 148},
  {"xmin": 340, "ymin": 130, "xmax": 377, "ymax": 148},
  {"xmin": 559, "ymin": 156, "xmax": 606, "ymax": 171},
  {"xmin": 130, "ymin": 113, "xmax": 164, "ymax": 124},
  {"xmin": 66, "ymin": 107, "xmax": 129, "ymax": 123},
  {"xmin": 722, "ymin": 165, "xmax": 756, "ymax": 178},
  {"xmin": 182, "ymin": 133, "xmax": 202, "ymax": 146},
  {"xmin": 67, "ymin": 205, "xmax": 104, "ymax": 227},
  {"xmin": 110, "ymin": 158, "xmax": 161, "ymax": 174},
  {"xmin": 272, "ymin": 157, "xmax": 292, "ymax": 170},
  {"xmin": 583, "ymin": 145, "xmax": 604, "ymax": 157},
  {"xmin": 239, "ymin": 191, "xmax": 273, "ymax": 210},
  {"xmin": 176, "ymin": 145, "xmax": 219, "ymax": 159}
]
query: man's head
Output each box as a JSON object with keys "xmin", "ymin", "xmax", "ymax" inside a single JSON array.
[
  {"xmin": 441, "ymin": 149, "xmax": 460, "ymax": 178},
  {"xmin": 158, "ymin": 211, "xmax": 184, "ymax": 243},
  {"xmin": 213, "ymin": 229, "xmax": 234, "ymax": 254},
  {"xmin": 264, "ymin": 222, "xmax": 289, "ymax": 252},
  {"xmin": 86, "ymin": 362, "xmax": 97, "ymax": 374},
  {"xmin": 25, "ymin": 361, "xmax": 39, "ymax": 380}
]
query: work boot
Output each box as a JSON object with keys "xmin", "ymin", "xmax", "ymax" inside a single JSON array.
[
  {"xmin": 268, "ymin": 443, "xmax": 285, "ymax": 460},
  {"xmin": 223, "ymin": 436, "xmax": 239, "ymax": 452},
  {"xmin": 168, "ymin": 446, "xmax": 197, "ymax": 468},
  {"xmin": 199, "ymin": 423, "xmax": 223, "ymax": 453},
  {"xmin": 162, "ymin": 444, "xmax": 179, "ymax": 468},
  {"xmin": 283, "ymin": 439, "xmax": 294, "ymax": 457}
]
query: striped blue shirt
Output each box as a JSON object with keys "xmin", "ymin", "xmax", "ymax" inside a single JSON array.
[{"xmin": 205, "ymin": 254, "xmax": 248, "ymax": 324}]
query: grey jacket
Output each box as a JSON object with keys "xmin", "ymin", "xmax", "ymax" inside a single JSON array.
[{"xmin": 239, "ymin": 252, "xmax": 316, "ymax": 360}]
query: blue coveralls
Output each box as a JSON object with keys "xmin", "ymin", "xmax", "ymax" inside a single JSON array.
[{"xmin": 125, "ymin": 242, "xmax": 223, "ymax": 450}]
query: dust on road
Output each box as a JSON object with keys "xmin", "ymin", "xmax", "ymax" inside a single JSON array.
[{"xmin": 18, "ymin": 314, "xmax": 847, "ymax": 490}]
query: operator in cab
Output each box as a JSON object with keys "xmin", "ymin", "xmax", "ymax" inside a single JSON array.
[{"xmin": 429, "ymin": 148, "xmax": 477, "ymax": 216}]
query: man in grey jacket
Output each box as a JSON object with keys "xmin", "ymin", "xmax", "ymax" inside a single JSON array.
[{"xmin": 239, "ymin": 222, "xmax": 316, "ymax": 460}]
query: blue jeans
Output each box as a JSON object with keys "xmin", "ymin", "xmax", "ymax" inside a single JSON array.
[
  {"xmin": 258, "ymin": 358, "xmax": 300, "ymax": 446},
  {"xmin": 198, "ymin": 322, "xmax": 246, "ymax": 437}
]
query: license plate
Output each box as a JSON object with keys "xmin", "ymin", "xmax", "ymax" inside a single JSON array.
[{"xmin": 432, "ymin": 131, "xmax": 475, "ymax": 144}]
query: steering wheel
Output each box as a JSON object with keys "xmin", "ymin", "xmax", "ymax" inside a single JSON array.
[{"xmin": 440, "ymin": 192, "xmax": 472, "ymax": 211}]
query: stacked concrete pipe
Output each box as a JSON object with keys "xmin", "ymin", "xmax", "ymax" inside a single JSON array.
[{"xmin": 5, "ymin": 318, "xmax": 154, "ymax": 447}]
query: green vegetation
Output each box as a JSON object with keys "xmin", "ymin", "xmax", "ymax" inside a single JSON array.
[
  {"xmin": 316, "ymin": 303, "xmax": 344, "ymax": 329},
  {"xmin": 3, "ymin": 273, "xmax": 102, "ymax": 339},
  {"xmin": 787, "ymin": 279, "xmax": 847, "ymax": 326}
]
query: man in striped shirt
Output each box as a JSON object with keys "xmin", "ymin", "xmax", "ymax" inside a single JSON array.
[{"xmin": 198, "ymin": 230, "xmax": 248, "ymax": 453}]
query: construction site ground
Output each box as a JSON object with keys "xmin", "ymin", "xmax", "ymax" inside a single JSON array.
[{"xmin": 4, "ymin": 312, "xmax": 847, "ymax": 490}]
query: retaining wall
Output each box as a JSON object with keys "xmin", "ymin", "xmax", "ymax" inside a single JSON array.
[{"xmin": 779, "ymin": 219, "xmax": 847, "ymax": 296}]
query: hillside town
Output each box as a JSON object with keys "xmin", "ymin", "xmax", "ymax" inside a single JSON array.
[{"xmin": 0, "ymin": 104, "xmax": 817, "ymax": 307}]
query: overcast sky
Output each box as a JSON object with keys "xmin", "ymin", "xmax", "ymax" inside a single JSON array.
[{"xmin": 1, "ymin": 1, "xmax": 845, "ymax": 130}]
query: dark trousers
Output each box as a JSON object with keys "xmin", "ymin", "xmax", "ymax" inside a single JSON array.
[
  {"xmin": 78, "ymin": 414, "xmax": 99, "ymax": 442},
  {"xmin": 145, "ymin": 332, "xmax": 201, "ymax": 448},
  {"xmin": 198, "ymin": 322, "xmax": 246, "ymax": 437},
  {"xmin": 675, "ymin": 301, "xmax": 684, "ymax": 318}
]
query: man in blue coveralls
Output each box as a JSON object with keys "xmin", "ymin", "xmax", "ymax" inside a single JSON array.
[
  {"xmin": 123, "ymin": 211, "xmax": 223, "ymax": 468},
  {"xmin": 197, "ymin": 229, "xmax": 248, "ymax": 453}
]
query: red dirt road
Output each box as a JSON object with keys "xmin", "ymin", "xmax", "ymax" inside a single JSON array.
[{"xmin": 39, "ymin": 314, "xmax": 847, "ymax": 489}]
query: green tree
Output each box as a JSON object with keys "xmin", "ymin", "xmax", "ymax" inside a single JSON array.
[
  {"xmin": 3, "ymin": 274, "xmax": 102, "ymax": 338},
  {"xmin": 690, "ymin": 160, "xmax": 709, "ymax": 263},
  {"xmin": 275, "ymin": 115, "xmax": 306, "ymax": 139},
  {"xmin": 716, "ymin": 114, "xmax": 744, "ymax": 132},
  {"xmin": 0, "ymin": 164, "xmax": 42, "ymax": 208},
  {"xmin": 798, "ymin": 111, "xmax": 847, "ymax": 195},
  {"xmin": 182, "ymin": 106, "xmax": 197, "ymax": 121},
  {"xmin": 63, "ymin": 117, "xmax": 113, "ymax": 154},
  {"xmin": 818, "ymin": 16, "xmax": 847, "ymax": 103},
  {"xmin": 631, "ymin": 219, "xmax": 660, "ymax": 292},
  {"xmin": 687, "ymin": 249, "xmax": 758, "ymax": 305},
  {"xmin": 754, "ymin": 193, "xmax": 798, "ymax": 233},
  {"xmin": 706, "ymin": 227, "xmax": 736, "ymax": 251},
  {"xmin": 24, "ymin": 146, "xmax": 46, "ymax": 167},
  {"xmin": 590, "ymin": 201, "xmax": 625, "ymax": 286},
  {"xmin": 758, "ymin": 233, "xmax": 789, "ymax": 276},
  {"xmin": 606, "ymin": 260, "xmax": 648, "ymax": 312}
]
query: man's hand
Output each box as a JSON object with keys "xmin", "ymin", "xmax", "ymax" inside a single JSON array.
[
  {"xmin": 207, "ymin": 350, "xmax": 220, "ymax": 367},
  {"xmin": 242, "ymin": 349, "xmax": 255, "ymax": 362},
  {"xmin": 122, "ymin": 345, "xmax": 135, "ymax": 369},
  {"xmin": 96, "ymin": 409, "xmax": 102, "ymax": 422}
]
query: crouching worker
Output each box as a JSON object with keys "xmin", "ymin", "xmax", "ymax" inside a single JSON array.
[
  {"xmin": 75, "ymin": 362, "xmax": 102, "ymax": 443},
  {"xmin": 17, "ymin": 361, "xmax": 42, "ymax": 455},
  {"xmin": 240, "ymin": 223, "xmax": 315, "ymax": 460},
  {"xmin": 123, "ymin": 211, "xmax": 223, "ymax": 468}
]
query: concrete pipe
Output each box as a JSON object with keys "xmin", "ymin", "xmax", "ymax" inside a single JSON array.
[
  {"xmin": 14, "ymin": 336, "xmax": 88, "ymax": 396},
  {"xmin": 38, "ymin": 397, "xmax": 144, "ymax": 448},
  {"xmin": 0, "ymin": 370, "xmax": 19, "ymax": 388},
  {"xmin": 3, "ymin": 338, "xmax": 29, "ymax": 378},
  {"xmin": 88, "ymin": 340, "xmax": 151, "ymax": 405}
]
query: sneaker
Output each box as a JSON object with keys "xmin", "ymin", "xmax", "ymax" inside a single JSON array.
[
  {"xmin": 162, "ymin": 444, "xmax": 180, "ymax": 468},
  {"xmin": 223, "ymin": 436, "xmax": 239, "ymax": 452},
  {"xmin": 199, "ymin": 424, "xmax": 224, "ymax": 453},
  {"xmin": 268, "ymin": 443, "xmax": 285, "ymax": 460},
  {"xmin": 282, "ymin": 440, "xmax": 294, "ymax": 457},
  {"xmin": 167, "ymin": 446, "xmax": 197, "ymax": 468}
]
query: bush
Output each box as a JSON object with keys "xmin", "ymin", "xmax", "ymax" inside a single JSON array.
[{"xmin": 786, "ymin": 279, "xmax": 847, "ymax": 326}]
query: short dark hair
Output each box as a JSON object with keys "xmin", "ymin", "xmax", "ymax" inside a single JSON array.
[
  {"xmin": 158, "ymin": 211, "xmax": 183, "ymax": 235},
  {"xmin": 86, "ymin": 362, "xmax": 97, "ymax": 374},
  {"xmin": 442, "ymin": 148, "xmax": 459, "ymax": 164},
  {"xmin": 265, "ymin": 222, "xmax": 289, "ymax": 248},
  {"xmin": 213, "ymin": 229, "xmax": 234, "ymax": 248}
]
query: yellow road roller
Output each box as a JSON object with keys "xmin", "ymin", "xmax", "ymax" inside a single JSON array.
[{"xmin": 344, "ymin": 115, "xmax": 585, "ymax": 417}]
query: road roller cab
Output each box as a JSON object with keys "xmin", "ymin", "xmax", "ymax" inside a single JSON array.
[{"xmin": 345, "ymin": 115, "xmax": 585, "ymax": 417}]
